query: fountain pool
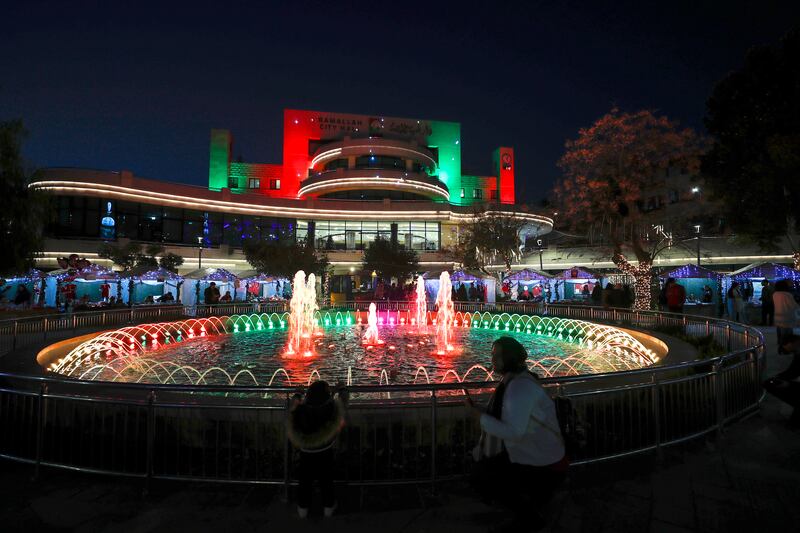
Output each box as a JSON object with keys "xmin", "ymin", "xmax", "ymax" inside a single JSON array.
[{"xmin": 43, "ymin": 310, "xmax": 661, "ymax": 387}]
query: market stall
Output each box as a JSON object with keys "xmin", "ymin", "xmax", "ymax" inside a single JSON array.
[
  {"xmin": 422, "ymin": 269, "xmax": 496, "ymax": 303},
  {"xmin": 236, "ymin": 270, "xmax": 288, "ymax": 301},
  {"xmin": 659, "ymin": 263, "xmax": 723, "ymax": 317},
  {"xmin": 504, "ymin": 269, "xmax": 552, "ymax": 302},
  {"xmin": 44, "ymin": 264, "xmax": 120, "ymax": 308},
  {"xmin": 0, "ymin": 269, "xmax": 46, "ymax": 307},
  {"xmin": 181, "ymin": 268, "xmax": 239, "ymax": 306},
  {"xmin": 121, "ymin": 267, "xmax": 184, "ymax": 305},
  {"xmin": 727, "ymin": 262, "xmax": 800, "ymax": 322},
  {"xmin": 551, "ymin": 266, "xmax": 604, "ymax": 302}
]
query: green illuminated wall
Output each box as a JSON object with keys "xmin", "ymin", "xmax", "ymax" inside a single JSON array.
[
  {"xmin": 428, "ymin": 121, "xmax": 463, "ymax": 204},
  {"xmin": 208, "ymin": 129, "xmax": 232, "ymax": 191}
]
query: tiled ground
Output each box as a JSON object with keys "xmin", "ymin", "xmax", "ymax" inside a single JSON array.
[{"xmin": 2, "ymin": 328, "xmax": 798, "ymax": 532}]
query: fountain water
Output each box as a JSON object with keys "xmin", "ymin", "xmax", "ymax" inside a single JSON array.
[
  {"xmin": 363, "ymin": 302, "xmax": 381, "ymax": 344},
  {"xmin": 435, "ymin": 271, "xmax": 455, "ymax": 354},
  {"xmin": 286, "ymin": 270, "xmax": 318, "ymax": 356},
  {"xmin": 415, "ymin": 275, "xmax": 427, "ymax": 329}
]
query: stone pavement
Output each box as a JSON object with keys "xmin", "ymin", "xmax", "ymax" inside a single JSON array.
[{"xmin": 2, "ymin": 328, "xmax": 798, "ymax": 533}]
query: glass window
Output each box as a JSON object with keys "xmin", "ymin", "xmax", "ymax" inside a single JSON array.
[
  {"xmin": 473, "ymin": 188, "xmax": 483, "ymax": 199},
  {"xmin": 270, "ymin": 179, "xmax": 281, "ymax": 190},
  {"xmin": 163, "ymin": 218, "xmax": 182, "ymax": 242},
  {"xmin": 248, "ymin": 178, "xmax": 260, "ymax": 189}
]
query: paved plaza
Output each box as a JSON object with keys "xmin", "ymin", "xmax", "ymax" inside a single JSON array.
[{"xmin": 2, "ymin": 328, "xmax": 798, "ymax": 533}]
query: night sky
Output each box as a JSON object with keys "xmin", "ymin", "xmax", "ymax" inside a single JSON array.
[{"xmin": 3, "ymin": 1, "xmax": 798, "ymax": 204}]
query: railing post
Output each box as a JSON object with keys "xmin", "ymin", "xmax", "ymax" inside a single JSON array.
[
  {"xmin": 102, "ymin": 312, "xmax": 106, "ymax": 327},
  {"xmin": 705, "ymin": 320, "xmax": 710, "ymax": 337},
  {"xmin": 283, "ymin": 393, "xmax": 291, "ymax": 502},
  {"xmin": 34, "ymin": 382, "xmax": 47, "ymax": 480},
  {"xmin": 145, "ymin": 390, "xmax": 156, "ymax": 495},
  {"xmin": 651, "ymin": 374, "xmax": 661, "ymax": 457},
  {"xmin": 12, "ymin": 320, "xmax": 18, "ymax": 351},
  {"xmin": 430, "ymin": 389, "xmax": 437, "ymax": 495},
  {"xmin": 43, "ymin": 317, "xmax": 48, "ymax": 341},
  {"xmin": 726, "ymin": 325, "xmax": 732, "ymax": 351},
  {"xmin": 72, "ymin": 314, "xmax": 77, "ymax": 334},
  {"xmin": 713, "ymin": 361, "xmax": 725, "ymax": 437}
]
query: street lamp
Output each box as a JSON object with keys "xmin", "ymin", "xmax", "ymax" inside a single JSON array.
[
  {"xmin": 536, "ymin": 239, "xmax": 544, "ymax": 271},
  {"xmin": 197, "ymin": 236, "xmax": 204, "ymax": 270},
  {"xmin": 694, "ymin": 225, "xmax": 701, "ymax": 266}
]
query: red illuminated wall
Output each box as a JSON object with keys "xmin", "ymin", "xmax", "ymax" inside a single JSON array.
[{"xmin": 493, "ymin": 147, "xmax": 516, "ymax": 204}]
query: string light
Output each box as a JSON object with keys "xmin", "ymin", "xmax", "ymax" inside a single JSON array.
[{"xmin": 613, "ymin": 253, "xmax": 653, "ymax": 310}]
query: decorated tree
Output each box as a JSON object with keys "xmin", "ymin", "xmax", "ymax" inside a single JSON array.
[
  {"xmin": 98, "ymin": 242, "xmax": 183, "ymax": 272},
  {"xmin": 553, "ymin": 108, "xmax": 705, "ymax": 309},
  {"xmin": 0, "ymin": 120, "xmax": 49, "ymax": 276},
  {"xmin": 361, "ymin": 237, "xmax": 419, "ymax": 283},
  {"xmin": 702, "ymin": 27, "xmax": 800, "ymax": 267},
  {"xmin": 243, "ymin": 239, "xmax": 328, "ymax": 279},
  {"xmin": 453, "ymin": 210, "xmax": 526, "ymax": 275}
]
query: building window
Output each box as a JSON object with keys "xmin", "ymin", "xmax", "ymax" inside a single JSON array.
[
  {"xmin": 248, "ymin": 178, "xmax": 260, "ymax": 189},
  {"xmin": 460, "ymin": 188, "xmax": 465, "ymax": 198},
  {"xmin": 489, "ymin": 190, "xmax": 498, "ymax": 200},
  {"xmin": 270, "ymin": 179, "xmax": 281, "ymax": 190},
  {"xmin": 668, "ymin": 189, "xmax": 679, "ymax": 203},
  {"xmin": 473, "ymin": 189, "xmax": 483, "ymax": 200}
]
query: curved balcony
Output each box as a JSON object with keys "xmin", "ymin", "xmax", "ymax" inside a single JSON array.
[
  {"xmin": 298, "ymin": 168, "xmax": 449, "ymax": 202},
  {"xmin": 310, "ymin": 137, "xmax": 437, "ymax": 171}
]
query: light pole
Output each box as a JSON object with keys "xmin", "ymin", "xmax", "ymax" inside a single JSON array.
[
  {"xmin": 694, "ymin": 225, "xmax": 701, "ymax": 266},
  {"xmin": 197, "ymin": 236, "xmax": 204, "ymax": 270},
  {"xmin": 537, "ymin": 239, "xmax": 544, "ymax": 271}
]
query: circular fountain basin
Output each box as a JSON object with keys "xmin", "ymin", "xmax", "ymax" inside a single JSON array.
[{"xmin": 39, "ymin": 311, "xmax": 666, "ymax": 387}]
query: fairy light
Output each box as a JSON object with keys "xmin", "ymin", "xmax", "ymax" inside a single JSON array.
[{"xmin": 613, "ymin": 253, "xmax": 653, "ymax": 310}]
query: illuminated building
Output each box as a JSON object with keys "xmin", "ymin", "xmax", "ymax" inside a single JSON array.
[{"xmin": 31, "ymin": 109, "xmax": 552, "ymax": 286}]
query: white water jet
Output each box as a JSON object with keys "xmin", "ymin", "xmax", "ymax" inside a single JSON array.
[
  {"xmin": 363, "ymin": 302, "xmax": 381, "ymax": 344},
  {"xmin": 435, "ymin": 271, "xmax": 455, "ymax": 354},
  {"xmin": 287, "ymin": 270, "xmax": 318, "ymax": 356},
  {"xmin": 415, "ymin": 275, "xmax": 427, "ymax": 330}
]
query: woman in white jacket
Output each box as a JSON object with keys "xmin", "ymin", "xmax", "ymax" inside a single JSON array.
[
  {"xmin": 773, "ymin": 280, "xmax": 799, "ymax": 352},
  {"xmin": 465, "ymin": 336, "xmax": 568, "ymax": 532}
]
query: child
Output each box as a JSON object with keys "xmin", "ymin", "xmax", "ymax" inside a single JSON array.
[{"xmin": 288, "ymin": 381, "xmax": 348, "ymax": 518}]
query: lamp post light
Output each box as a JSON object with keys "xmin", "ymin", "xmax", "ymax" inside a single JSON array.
[
  {"xmin": 536, "ymin": 239, "xmax": 544, "ymax": 271},
  {"xmin": 197, "ymin": 236, "xmax": 204, "ymax": 270},
  {"xmin": 694, "ymin": 225, "xmax": 701, "ymax": 266}
]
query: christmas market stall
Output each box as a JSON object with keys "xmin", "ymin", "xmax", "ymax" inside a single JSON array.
[
  {"xmin": 503, "ymin": 269, "xmax": 552, "ymax": 302},
  {"xmin": 422, "ymin": 269, "xmax": 496, "ymax": 303},
  {"xmin": 181, "ymin": 268, "xmax": 239, "ymax": 306},
  {"xmin": 551, "ymin": 266, "xmax": 604, "ymax": 302},
  {"xmin": 121, "ymin": 267, "xmax": 184, "ymax": 305},
  {"xmin": 659, "ymin": 263, "xmax": 723, "ymax": 317},
  {"xmin": 727, "ymin": 262, "xmax": 800, "ymax": 322},
  {"xmin": 0, "ymin": 269, "xmax": 47, "ymax": 307},
  {"xmin": 236, "ymin": 270, "xmax": 289, "ymax": 301},
  {"xmin": 44, "ymin": 264, "xmax": 120, "ymax": 308}
]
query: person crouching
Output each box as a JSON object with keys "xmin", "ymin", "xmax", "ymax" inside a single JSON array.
[{"xmin": 288, "ymin": 380, "xmax": 348, "ymax": 518}]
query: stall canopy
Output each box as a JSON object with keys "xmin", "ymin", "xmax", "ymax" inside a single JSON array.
[
  {"xmin": 181, "ymin": 268, "xmax": 239, "ymax": 305},
  {"xmin": 45, "ymin": 264, "xmax": 120, "ymax": 306},
  {"xmin": 236, "ymin": 270, "xmax": 287, "ymax": 300},
  {"xmin": 660, "ymin": 264, "xmax": 723, "ymax": 279},
  {"xmin": 728, "ymin": 262, "xmax": 800, "ymax": 281},
  {"xmin": 553, "ymin": 266, "xmax": 602, "ymax": 280},
  {"xmin": 422, "ymin": 269, "xmax": 497, "ymax": 303},
  {"xmin": 505, "ymin": 268, "xmax": 553, "ymax": 282},
  {"xmin": 122, "ymin": 267, "xmax": 183, "ymax": 304}
]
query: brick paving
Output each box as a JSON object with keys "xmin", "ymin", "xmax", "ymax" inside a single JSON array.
[{"xmin": 1, "ymin": 327, "xmax": 798, "ymax": 532}]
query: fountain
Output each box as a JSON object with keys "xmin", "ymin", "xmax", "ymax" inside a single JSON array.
[
  {"xmin": 363, "ymin": 302, "xmax": 381, "ymax": 344},
  {"xmin": 286, "ymin": 270, "xmax": 318, "ymax": 357},
  {"xmin": 435, "ymin": 271, "xmax": 455, "ymax": 354},
  {"xmin": 415, "ymin": 275, "xmax": 427, "ymax": 330}
]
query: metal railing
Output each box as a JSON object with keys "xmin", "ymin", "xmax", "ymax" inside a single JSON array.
[
  {"xmin": 0, "ymin": 302, "xmax": 765, "ymax": 488},
  {"xmin": 0, "ymin": 302, "xmax": 289, "ymax": 356}
]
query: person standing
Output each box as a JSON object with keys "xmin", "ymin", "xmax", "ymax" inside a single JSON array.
[
  {"xmin": 288, "ymin": 381, "xmax": 348, "ymax": 519},
  {"xmin": 727, "ymin": 282, "xmax": 744, "ymax": 322},
  {"xmin": 591, "ymin": 283, "xmax": 602, "ymax": 305},
  {"xmin": 760, "ymin": 280, "xmax": 775, "ymax": 326},
  {"xmin": 665, "ymin": 278, "xmax": 686, "ymax": 313},
  {"xmin": 465, "ymin": 337, "xmax": 567, "ymax": 532},
  {"xmin": 773, "ymin": 280, "xmax": 799, "ymax": 353}
]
